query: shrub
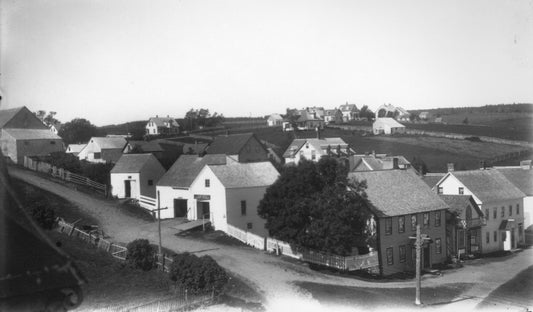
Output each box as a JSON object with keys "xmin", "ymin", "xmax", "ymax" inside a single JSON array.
[
  {"xmin": 31, "ymin": 203, "xmax": 56, "ymax": 229},
  {"xmin": 168, "ymin": 253, "xmax": 228, "ymax": 296},
  {"xmin": 126, "ymin": 239, "xmax": 157, "ymax": 271}
]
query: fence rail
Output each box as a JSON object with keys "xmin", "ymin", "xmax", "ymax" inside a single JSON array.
[
  {"xmin": 139, "ymin": 195, "xmax": 157, "ymax": 210},
  {"xmin": 23, "ymin": 156, "xmax": 107, "ymax": 195}
]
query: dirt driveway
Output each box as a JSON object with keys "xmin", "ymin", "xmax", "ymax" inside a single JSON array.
[{"xmin": 9, "ymin": 166, "xmax": 533, "ymax": 311}]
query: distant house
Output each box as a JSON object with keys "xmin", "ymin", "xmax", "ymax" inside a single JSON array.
[
  {"xmin": 49, "ymin": 123, "xmax": 62, "ymax": 135},
  {"xmin": 65, "ymin": 144, "xmax": 87, "ymax": 156},
  {"xmin": 339, "ymin": 103, "xmax": 360, "ymax": 121},
  {"xmin": 350, "ymin": 154, "xmax": 411, "ymax": 172},
  {"xmin": 283, "ymin": 137, "xmax": 354, "ymax": 165},
  {"xmin": 267, "ymin": 114, "xmax": 284, "ymax": 127},
  {"xmin": 419, "ymin": 112, "xmax": 431, "ymax": 121},
  {"xmin": 145, "ymin": 115, "xmax": 180, "ymax": 136},
  {"xmin": 324, "ymin": 109, "xmax": 343, "ymax": 124},
  {"xmin": 349, "ymin": 170, "xmax": 449, "ymax": 276},
  {"xmin": 295, "ymin": 111, "xmax": 325, "ymax": 130},
  {"xmin": 77, "ymin": 137, "xmax": 127, "ymax": 164},
  {"xmin": 206, "ymin": 133, "xmax": 268, "ymax": 163},
  {"xmin": 0, "ymin": 106, "xmax": 64, "ymax": 163},
  {"xmin": 495, "ymin": 160, "xmax": 533, "ymax": 243},
  {"xmin": 435, "ymin": 169, "xmax": 526, "ymax": 253},
  {"xmin": 440, "ymin": 195, "xmax": 485, "ymax": 259},
  {"xmin": 110, "ymin": 153, "xmax": 166, "ymax": 200},
  {"xmin": 1, "ymin": 129, "xmax": 64, "ymax": 164},
  {"xmin": 372, "ymin": 118, "xmax": 406, "ymax": 135},
  {"xmin": 376, "ymin": 104, "xmax": 410, "ymax": 121}
]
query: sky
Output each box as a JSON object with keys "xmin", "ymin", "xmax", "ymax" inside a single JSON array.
[{"xmin": 1, "ymin": 0, "xmax": 532, "ymax": 126}]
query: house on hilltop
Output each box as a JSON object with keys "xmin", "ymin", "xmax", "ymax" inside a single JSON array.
[
  {"xmin": 267, "ymin": 114, "xmax": 284, "ymax": 127},
  {"xmin": 206, "ymin": 133, "xmax": 268, "ymax": 163},
  {"xmin": 339, "ymin": 103, "xmax": 360, "ymax": 121},
  {"xmin": 283, "ymin": 137, "xmax": 354, "ymax": 165},
  {"xmin": 77, "ymin": 137, "xmax": 127, "ymax": 164},
  {"xmin": 349, "ymin": 169, "xmax": 449, "ymax": 276},
  {"xmin": 434, "ymin": 168, "xmax": 526, "ymax": 253},
  {"xmin": 376, "ymin": 104, "xmax": 410, "ymax": 121},
  {"xmin": 145, "ymin": 115, "xmax": 180, "ymax": 136},
  {"xmin": 324, "ymin": 109, "xmax": 343, "ymax": 124},
  {"xmin": 110, "ymin": 153, "xmax": 166, "ymax": 200}
]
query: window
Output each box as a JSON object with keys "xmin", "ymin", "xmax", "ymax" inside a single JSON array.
[
  {"xmin": 485, "ymin": 209, "xmax": 489, "ymax": 221},
  {"xmin": 398, "ymin": 216, "xmax": 405, "ymax": 233},
  {"xmin": 458, "ymin": 187, "xmax": 464, "ymax": 195},
  {"xmin": 50, "ymin": 141, "xmax": 56, "ymax": 145},
  {"xmin": 386, "ymin": 247, "xmax": 394, "ymax": 265},
  {"xmin": 311, "ymin": 150, "xmax": 316, "ymax": 160},
  {"xmin": 423, "ymin": 213, "xmax": 429, "ymax": 228},
  {"xmin": 486, "ymin": 231, "xmax": 490, "ymax": 244},
  {"xmin": 241, "ymin": 201, "xmax": 247, "ymax": 216},
  {"xmin": 501, "ymin": 206, "xmax": 505, "ymax": 218},
  {"xmin": 93, "ymin": 152, "xmax": 101, "ymax": 159},
  {"xmin": 517, "ymin": 204, "xmax": 520, "ymax": 215},
  {"xmin": 435, "ymin": 211, "xmax": 441, "ymax": 227},
  {"xmin": 247, "ymin": 222, "xmax": 253, "ymax": 230},
  {"xmin": 509, "ymin": 205, "xmax": 512, "ymax": 216},
  {"xmin": 205, "ymin": 179, "xmax": 210, "ymax": 187},
  {"xmin": 435, "ymin": 238, "xmax": 442, "ymax": 254},
  {"xmin": 493, "ymin": 208, "xmax": 497, "ymax": 219},
  {"xmin": 399, "ymin": 245, "xmax": 406, "ymax": 263},
  {"xmin": 437, "ymin": 187, "xmax": 443, "ymax": 194},
  {"xmin": 385, "ymin": 218, "xmax": 392, "ymax": 235},
  {"xmin": 494, "ymin": 231, "xmax": 497, "ymax": 242},
  {"xmin": 411, "ymin": 215, "xmax": 417, "ymax": 231},
  {"xmin": 147, "ymin": 180, "xmax": 153, "ymax": 186}
]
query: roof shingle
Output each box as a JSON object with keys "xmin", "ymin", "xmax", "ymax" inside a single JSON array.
[
  {"xmin": 111, "ymin": 154, "xmax": 161, "ymax": 173},
  {"xmin": 157, "ymin": 154, "xmax": 226, "ymax": 187},
  {"xmin": 206, "ymin": 133, "xmax": 256, "ymax": 155},
  {"xmin": 209, "ymin": 161, "xmax": 279, "ymax": 188},
  {"xmin": 448, "ymin": 169, "xmax": 526, "ymax": 202}
]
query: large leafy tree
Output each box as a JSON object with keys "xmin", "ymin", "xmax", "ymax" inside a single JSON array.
[
  {"xmin": 59, "ymin": 118, "xmax": 100, "ymax": 144},
  {"xmin": 258, "ymin": 157, "xmax": 372, "ymax": 256}
]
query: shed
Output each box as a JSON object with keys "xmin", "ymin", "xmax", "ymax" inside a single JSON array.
[
  {"xmin": 110, "ymin": 153, "xmax": 166, "ymax": 199},
  {"xmin": 372, "ymin": 118, "xmax": 406, "ymax": 135},
  {"xmin": 0, "ymin": 129, "xmax": 64, "ymax": 164}
]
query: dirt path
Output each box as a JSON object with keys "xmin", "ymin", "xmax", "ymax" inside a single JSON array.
[{"xmin": 9, "ymin": 166, "xmax": 533, "ymax": 311}]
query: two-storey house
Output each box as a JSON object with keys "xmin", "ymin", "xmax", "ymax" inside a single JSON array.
[
  {"xmin": 283, "ymin": 137, "xmax": 354, "ymax": 165},
  {"xmin": 349, "ymin": 169, "xmax": 448, "ymax": 276},
  {"xmin": 145, "ymin": 115, "xmax": 180, "ymax": 136},
  {"xmin": 435, "ymin": 169, "xmax": 526, "ymax": 253},
  {"xmin": 339, "ymin": 103, "xmax": 360, "ymax": 121},
  {"xmin": 77, "ymin": 137, "xmax": 127, "ymax": 164},
  {"xmin": 324, "ymin": 109, "xmax": 343, "ymax": 124}
]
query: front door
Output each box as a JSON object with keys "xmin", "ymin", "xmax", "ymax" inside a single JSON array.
[
  {"xmin": 511, "ymin": 228, "xmax": 516, "ymax": 249},
  {"xmin": 196, "ymin": 201, "xmax": 210, "ymax": 220},
  {"xmin": 423, "ymin": 246, "xmax": 431, "ymax": 269},
  {"xmin": 174, "ymin": 199, "xmax": 187, "ymax": 218},
  {"xmin": 124, "ymin": 180, "xmax": 131, "ymax": 198}
]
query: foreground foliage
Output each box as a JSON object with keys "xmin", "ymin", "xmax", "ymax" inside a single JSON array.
[
  {"xmin": 126, "ymin": 239, "xmax": 157, "ymax": 271},
  {"xmin": 168, "ymin": 253, "xmax": 228, "ymax": 296}
]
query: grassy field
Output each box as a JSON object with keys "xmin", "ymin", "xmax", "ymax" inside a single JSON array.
[
  {"xmin": 222, "ymin": 126, "xmax": 530, "ymax": 172},
  {"xmin": 295, "ymin": 281, "xmax": 473, "ymax": 309}
]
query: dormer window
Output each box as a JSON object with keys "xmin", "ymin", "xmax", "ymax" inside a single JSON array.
[{"xmin": 306, "ymin": 143, "xmax": 309, "ymax": 149}]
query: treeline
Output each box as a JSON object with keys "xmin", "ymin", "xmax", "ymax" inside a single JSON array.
[{"xmin": 410, "ymin": 103, "xmax": 533, "ymax": 115}]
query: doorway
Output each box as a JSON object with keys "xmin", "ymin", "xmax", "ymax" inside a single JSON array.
[
  {"xmin": 124, "ymin": 180, "xmax": 131, "ymax": 198},
  {"xmin": 423, "ymin": 246, "xmax": 430, "ymax": 269},
  {"xmin": 197, "ymin": 201, "xmax": 210, "ymax": 220},
  {"xmin": 174, "ymin": 199, "xmax": 187, "ymax": 218}
]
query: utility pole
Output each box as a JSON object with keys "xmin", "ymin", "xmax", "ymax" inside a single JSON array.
[
  {"xmin": 410, "ymin": 224, "xmax": 431, "ymax": 306},
  {"xmin": 153, "ymin": 191, "xmax": 168, "ymax": 256}
]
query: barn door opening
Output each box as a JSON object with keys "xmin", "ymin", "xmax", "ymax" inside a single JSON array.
[
  {"xmin": 174, "ymin": 199, "xmax": 187, "ymax": 218},
  {"xmin": 124, "ymin": 180, "xmax": 131, "ymax": 198}
]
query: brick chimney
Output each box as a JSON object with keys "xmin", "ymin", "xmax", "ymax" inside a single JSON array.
[{"xmin": 447, "ymin": 163, "xmax": 455, "ymax": 172}]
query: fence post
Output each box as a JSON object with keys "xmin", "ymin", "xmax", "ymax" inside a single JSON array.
[
  {"xmin": 185, "ymin": 289, "xmax": 188, "ymax": 304},
  {"xmin": 68, "ymin": 225, "xmax": 75, "ymax": 237}
]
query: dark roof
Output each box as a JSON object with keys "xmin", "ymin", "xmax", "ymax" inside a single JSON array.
[
  {"xmin": 111, "ymin": 154, "xmax": 161, "ymax": 173},
  {"xmin": 422, "ymin": 173, "xmax": 446, "ymax": 188},
  {"xmin": 2, "ymin": 129, "xmax": 62, "ymax": 140},
  {"xmin": 0, "ymin": 107, "xmax": 24, "ymax": 128},
  {"xmin": 439, "ymin": 194, "xmax": 482, "ymax": 216},
  {"xmin": 206, "ymin": 133, "xmax": 256, "ymax": 155},
  {"xmin": 148, "ymin": 116, "xmax": 179, "ymax": 128},
  {"xmin": 349, "ymin": 170, "xmax": 449, "ymax": 217},
  {"xmin": 495, "ymin": 167, "xmax": 533, "ymax": 196},
  {"xmin": 351, "ymin": 155, "xmax": 411, "ymax": 171},
  {"xmin": 157, "ymin": 154, "xmax": 226, "ymax": 187},
  {"xmin": 447, "ymin": 169, "xmax": 526, "ymax": 202},
  {"xmin": 126, "ymin": 140, "xmax": 165, "ymax": 153}
]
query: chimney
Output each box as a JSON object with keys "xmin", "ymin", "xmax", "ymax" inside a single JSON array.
[
  {"xmin": 447, "ymin": 163, "xmax": 455, "ymax": 172},
  {"xmin": 520, "ymin": 160, "xmax": 532, "ymax": 170}
]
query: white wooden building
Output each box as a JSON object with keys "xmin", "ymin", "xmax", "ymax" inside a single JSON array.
[
  {"xmin": 77, "ymin": 137, "xmax": 127, "ymax": 163},
  {"xmin": 372, "ymin": 118, "xmax": 406, "ymax": 135}
]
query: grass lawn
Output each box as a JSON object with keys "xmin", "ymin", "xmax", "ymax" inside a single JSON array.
[
  {"xmin": 477, "ymin": 265, "xmax": 533, "ymax": 310},
  {"xmin": 295, "ymin": 281, "xmax": 473, "ymax": 309}
]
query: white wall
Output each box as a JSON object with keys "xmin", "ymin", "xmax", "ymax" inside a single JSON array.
[
  {"xmin": 285, "ymin": 141, "xmax": 322, "ymax": 165},
  {"xmin": 77, "ymin": 140, "xmax": 106, "ymax": 163},
  {"xmin": 524, "ymin": 196, "xmax": 533, "ymax": 232},
  {"xmin": 111, "ymin": 173, "xmax": 140, "ymax": 199},
  {"xmin": 190, "ymin": 166, "xmax": 227, "ymax": 231},
  {"xmin": 156, "ymin": 186, "xmax": 192, "ymax": 219},
  {"xmin": 226, "ymin": 186, "xmax": 268, "ymax": 237}
]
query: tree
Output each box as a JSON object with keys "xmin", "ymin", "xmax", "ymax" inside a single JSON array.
[
  {"xmin": 258, "ymin": 157, "xmax": 372, "ymax": 256},
  {"xmin": 59, "ymin": 118, "xmax": 99, "ymax": 144},
  {"xmin": 126, "ymin": 239, "xmax": 157, "ymax": 271},
  {"xmin": 34, "ymin": 110, "xmax": 60, "ymax": 126},
  {"xmin": 462, "ymin": 117, "xmax": 469, "ymax": 125},
  {"xmin": 359, "ymin": 105, "xmax": 375, "ymax": 121},
  {"xmin": 411, "ymin": 156, "xmax": 428, "ymax": 175},
  {"xmin": 168, "ymin": 253, "xmax": 228, "ymax": 296},
  {"xmin": 183, "ymin": 108, "xmax": 224, "ymax": 131}
]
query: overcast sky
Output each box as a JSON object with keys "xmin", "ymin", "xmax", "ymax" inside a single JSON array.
[{"xmin": 1, "ymin": 0, "xmax": 532, "ymax": 126}]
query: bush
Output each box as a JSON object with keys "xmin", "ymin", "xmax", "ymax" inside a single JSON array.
[
  {"xmin": 168, "ymin": 253, "xmax": 228, "ymax": 296},
  {"xmin": 31, "ymin": 203, "xmax": 56, "ymax": 229},
  {"xmin": 126, "ymin": 239, "xmax": 157, "ymax": 271}
]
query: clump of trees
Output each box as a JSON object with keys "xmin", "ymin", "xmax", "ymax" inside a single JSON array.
[
  {"xmin": 48, "ymin": 152, "xmax": 113, "ymax": 184},
  {"xmin": 359, "ymin": 105, "xmax": 375, "ymax": 121},
  {"xmin": 168, "ymin": 253, "xmax": 228, "ymax": 297},
  {"xmin": 258, "ymin": 157, "xmax": 372, "ymax": 256},
  {"xmin": 31, "ymin": 203, "xmax": 57, "ymax": 229},
  {"xmin": 183, "ymin": 108, "xmax": 224, "ymax": 131},
  {"xmin": 34, "ymin": 110, "xmax": 60, "ymax": 127},
  {"xmin": 59, "ymin": 118, "xmax": 101, "ymax": 145},
  {"xmin": 126, "ymin": 239, "xmax": 157, "ymax": 271},
  {"xmin": 411, "ymin": 156, "xmax": 428, "ymax": 175}
]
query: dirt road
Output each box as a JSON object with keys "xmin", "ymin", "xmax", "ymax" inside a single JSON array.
[{"xmin": 9, "ymin": 166, "xmax": 532, "ymax": 311}]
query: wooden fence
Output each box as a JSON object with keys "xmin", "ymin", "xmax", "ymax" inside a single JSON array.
[
  {"xmin": 23, "ymin": 156, "xmax": 107, "ymax": 195},
  {"xmin": 226, "ymin": 224, "xmax": 378, "ymax": 271},
  {"xmin": 139, "ymin": 195, "xmax": 157, "ymax": 210}
]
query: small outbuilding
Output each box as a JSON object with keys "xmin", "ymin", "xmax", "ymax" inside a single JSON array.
[
  {"xmin": 110, "ymin": 153, "xmax": 166, "ymax": 200},
  {"xmin": 372, "ymin": 118, "xmax": 406, "ymax": 135},
  {"xmin": 77, "ymin": 137, "xmax": 127, "ymax": 163},
  {"xmin": 267, "ymin": 114, "xmax": 284, "ymax": 127},
  {"xmin": 1, "ymin": 129, "xmax": 64, "ymax": 164}
]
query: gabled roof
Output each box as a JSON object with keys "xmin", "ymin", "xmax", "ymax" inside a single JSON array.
[
  {"xmin": 268, "ymin": 114, "xmax": 283, "ymax": 121},
  {"xmin": 157, "ymin": 154, "xmax": 226, "ymax": 187},
  {"xmin": 349, "ymin": 170, "xmax": 449, "ymax": 217},
  {"xmin": 126, "ymin": 140, "xmax": 165, "ymax": 153},
  {"xmin": 283, "ymin": 137, "xmax": 349, "ymax": 158},
  {"xmin": 111, "ymin": 154, "xmax": 162, "ymax": 173},
  {"xmin": 206, "ymin": 133, "xmax": 260, "ymax": 155},
  {"xmin": 296, "ymin": 111, "xmax": 323, "ymax": 122},
  {"xmin": 0, "ymin": 106, "xmax": 48, "ymax": 129},
  {"xmin": 89, "ymin": 137, "xmax": 127, "ymax": 149},
  {"xmin": 494, "ymin": 167, "xmax": 533, "ymax": 196},
  {"xmin": 373, "ymin": 118, "xmax": 405, "ymax": 128},
  {"xmin": 351, "ymin": 155, "xmax": 411, "ymax": 171},
  {"xmin": 148, "ymin": 116, "xmax": 179, "ymax": 128},
  {"xmin": 422, "ymin": 173, "xmax": 446, "ymax": 188},
  {"xmin": 442, "ymin": 169, "xmax": 526, "ymax": 202},
  {"xmin": 66, "ymin": 144, "xmax": 86, "ymax": 153},
  {"xmin": 339, "ymin": 104, "xmax": 358, "ymax": 112},
  {"xmin": 0, "ymin": 107, "xmax": 25, "ymax": 128},
  {"xmin": 439, "ymin": 194, "xmax": 482, "ymax": 216},
  {"xmin": 2, "ymin": 128, "xmax": 62, "ymax": 140},
  {"xmin": 208, "ymin": 160, "xmax": 279, "ymax": 188},
  {"xmin": 325, "ymin": 109, "xmax": 341, "ymax": 116}
]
